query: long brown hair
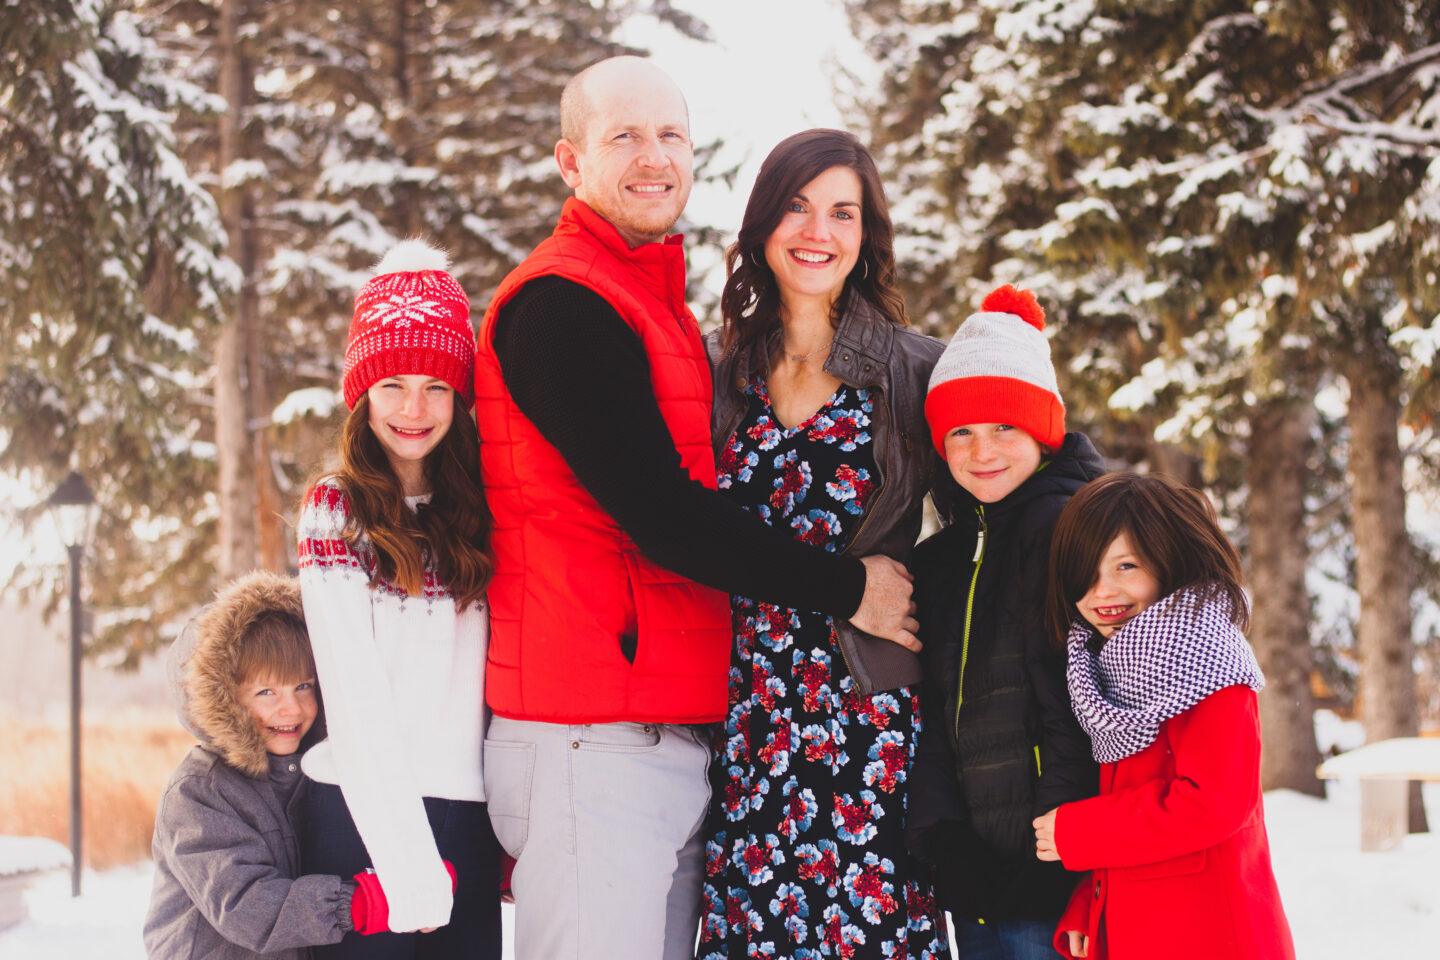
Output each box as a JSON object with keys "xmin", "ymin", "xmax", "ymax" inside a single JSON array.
[
  {"xmin": 1046, "ymin": 473, "xmax": 1249, "ymax": 645},
  {"xmin": 720, "ymin": 129, "xmax": 908, "ymax": 354},
  {"xmin": 328, "ymin": 393, "xmax": 492, "ymax": 610}
]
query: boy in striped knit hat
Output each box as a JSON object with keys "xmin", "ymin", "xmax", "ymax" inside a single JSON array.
[{"xmin": 906, "ymin": 285, "xmax": 1106, "ymax": 956}]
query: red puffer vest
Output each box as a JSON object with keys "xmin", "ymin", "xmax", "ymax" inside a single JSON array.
[{"xmin": 473, "ymin": 198, "xmax": 731, "ymax": 724}]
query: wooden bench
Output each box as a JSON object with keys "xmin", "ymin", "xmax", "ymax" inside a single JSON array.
[{"xmin": 1316, "ymin": 738, "xmax": 1440, "ymax": 852}]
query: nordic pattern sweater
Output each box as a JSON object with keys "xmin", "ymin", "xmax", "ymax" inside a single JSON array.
[{"xmin": 296, "ymin": 477, "xmax": 487, "ymax": 933}]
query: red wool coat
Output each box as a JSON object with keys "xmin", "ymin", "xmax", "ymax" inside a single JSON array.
[{"xmin": 1053, "ymin": 685, "xmax": 1296, "ymax": 960}]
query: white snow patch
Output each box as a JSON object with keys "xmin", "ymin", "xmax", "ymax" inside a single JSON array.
[
  {"xmin": 219, "ymin": 159, "xmax": 268, "ymax": 189},
  {"xmin": 1318, "ymin": 738, "xmax": 1440, "ymax": 779},
  {"xmin": 1226, "ymin": 307, "xmax": 1264, "ymax": 352},
  {"xmin": 1314, "ymin": 709, "xmax": 1367, "ymax": 755},
  {"xmin": 0, "ymin": 837, "xmax": 71, "ymax": 878},
  {"xmin": 1266, "ymin": 783, "xmax": 1440, "ymax": 958},
  {"xmin": 1260, "ymin": 274, "xmax": 1297, "ymax": 300},
  {"xmin": 272, "ymin": 387, "xmax": 342, "ymax": 425},
  {"xmin": 1391, "ymin": 317, "xmax": 1440, "ymax": 368},
  {"xmin": 141, "ymin": 315, "xmax": 198, "ymax": 353}
]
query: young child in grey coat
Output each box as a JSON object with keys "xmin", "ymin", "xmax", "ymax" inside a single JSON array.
[{"xmin": 144, "ymin": 571, "xmax": 426, "ymax": 958}]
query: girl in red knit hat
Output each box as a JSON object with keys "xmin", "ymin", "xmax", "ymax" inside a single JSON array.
[
  {"xmin": 293, "ymin": 239, "xmax": 502, "ymax": 959},
  {"xmin": 1034, "ymin": 472, "xmax": 1295, "ymax": 959}
]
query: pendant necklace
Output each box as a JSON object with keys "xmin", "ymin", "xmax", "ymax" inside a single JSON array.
[{"xmin": 782, "ymin": 337, "xmax": 834, "ymax": 363}]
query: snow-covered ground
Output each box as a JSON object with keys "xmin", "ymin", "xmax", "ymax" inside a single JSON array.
[{"xmin": 3, "ymin": 783, "xmax": 1436, "ymax": 958}]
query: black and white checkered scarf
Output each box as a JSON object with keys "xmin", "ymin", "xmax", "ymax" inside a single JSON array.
[{"xmin": 1066, "ymin": 585, "xmax": 1265, "ymax": 764}]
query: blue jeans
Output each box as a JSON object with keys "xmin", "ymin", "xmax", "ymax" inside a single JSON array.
[{"xmin": 952, "ymin": 918, "xmax": 1057, "ymax": 959}]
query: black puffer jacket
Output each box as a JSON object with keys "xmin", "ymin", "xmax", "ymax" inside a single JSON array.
[{"xmin": 907, "ymin": 432, "xmax": 1104, "ymax": 923}]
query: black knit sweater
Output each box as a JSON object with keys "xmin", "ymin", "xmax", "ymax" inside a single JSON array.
[{"xmin": 492, "ymin": 275, "xmax": 867, "ymax": 617}]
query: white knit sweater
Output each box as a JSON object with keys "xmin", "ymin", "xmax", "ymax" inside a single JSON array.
[{"xmin": 296, "ymin": 477, "xmax": 487, "ymax": 933}]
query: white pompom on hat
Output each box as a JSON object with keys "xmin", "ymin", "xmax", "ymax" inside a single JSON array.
[
  {"xmin": 923, "ymin": 284, "xmax": 1066, "ymax": 453},
  {"xmin": 342, "ymin": 238, "xmax": 475, "ymax": 410}
]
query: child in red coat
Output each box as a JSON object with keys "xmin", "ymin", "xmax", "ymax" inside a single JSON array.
[{"xmin": 1031, "ymin": 473, "xmax": 1296, "ymax": 959}]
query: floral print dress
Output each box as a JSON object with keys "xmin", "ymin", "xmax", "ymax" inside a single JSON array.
[{"xmin": 697, "ymin": 377, "xmax": 948, "ymax": 960}]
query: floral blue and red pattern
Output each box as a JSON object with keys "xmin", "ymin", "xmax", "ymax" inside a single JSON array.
[{"xmin": 698, "ymin": 379, "xmax": 948, "ymax": 960}]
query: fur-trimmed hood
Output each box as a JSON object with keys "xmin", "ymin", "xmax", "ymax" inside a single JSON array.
[{"xmin": 166, "ymin": 571, "xmax": 307, "ymax": 778}]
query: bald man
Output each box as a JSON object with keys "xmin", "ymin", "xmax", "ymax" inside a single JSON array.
[{"xmin": 472, "ymin": 57, "xmax": 918, "ymax": 959}]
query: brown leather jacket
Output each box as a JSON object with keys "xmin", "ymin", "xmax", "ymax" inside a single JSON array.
[{"xmin": 707, "ymin": 292, "xmax": 946, "ymax": 695}]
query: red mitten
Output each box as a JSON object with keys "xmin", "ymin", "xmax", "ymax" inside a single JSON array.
[
  {"xmin": 499, "ymin": 853, "xmax": 516, "ymax": 904},
  {"xmin": 350, "ymin": 861, "xmax": 459, "ymax": 935}
]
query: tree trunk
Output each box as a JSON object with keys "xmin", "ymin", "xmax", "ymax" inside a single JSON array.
[
  {"xmin": 214, "ymin": 0, "xmax": 257, "ymax": 578},
  {"xmin": 244, "ymin": 235, "xmax": 287, "ymax": 573},
  {"xmin": 389, "ymin": 0, "xmax": 418, "ymax": 237},
  {"xmin": 1148, "ymin": 440, "xmax": 1202, "ymax": 488},
  {"xmin": 1347, "ymin": 349, "xmax": 1428, "ymax": 833},
  {"xmin": 1245, "ymin": 397, "xmax": 1325, "ymax": 796}
]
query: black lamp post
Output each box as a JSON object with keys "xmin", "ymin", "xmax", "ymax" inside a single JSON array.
[{"xmin": 46, "ymin": 470, "xmax": 96, "ymax": 898}]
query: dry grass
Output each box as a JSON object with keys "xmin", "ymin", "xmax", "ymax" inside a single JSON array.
[{"xmin": 0, "ymin": 717, "xmax": 194, "ymax": 868}]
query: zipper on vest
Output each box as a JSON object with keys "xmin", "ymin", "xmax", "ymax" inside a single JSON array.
[
  {"xmin": 953, "ymin": 504, "xmax": 987, "ymax": 743},
  {"xmin": 1034, "ymin": 744, "xmax": 1043, "ymax": 777}
]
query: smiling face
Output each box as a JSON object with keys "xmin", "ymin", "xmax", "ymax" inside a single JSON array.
[
  {"xmin": 556, "ymin": 59, "xmax": 693, "ymax": 247},
  {"xmin": 366, "ymin": 375, "xmax": 455, "ymax": 488},
  {"xmin": 943, "ymin": 422, "xmax": 1043, "ymax": 503},
  {"xmin": 1077, "ymin": 532, "xmax": 1163, "ymax": 638},
  {"xmin": 242, "ymin": 674, "xmax": 318, "ymax": 756},
  {"xmin": 763, "ymin": 165, "xmax": 863, "ymax": 309}
]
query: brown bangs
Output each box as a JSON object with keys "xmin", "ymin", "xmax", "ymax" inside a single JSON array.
[
  {"xmin": 1046, "ymin": 472, "xmax": 1249, "ymax": 645},
  {"xmin": 234, "ymin": 611, "xmax": 315, "ymax": 686}
]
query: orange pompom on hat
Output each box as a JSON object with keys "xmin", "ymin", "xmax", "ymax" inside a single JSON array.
[{"xmin": 923, "ymin": 284, "xmax": 1066, "ymax": 454}]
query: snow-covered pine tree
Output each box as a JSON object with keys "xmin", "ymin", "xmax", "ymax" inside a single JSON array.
[
  {"xmin": 133, "ymin": 0, "xmax": 287, "ymax": 578},
  {"xmin": 150, "ymin": 0, "xmax": 704, "ymax": 571},
  {"xmin": 1, "ymin": 0, "xmax": 233, "ymax": 660},
  {"xmin": 256, "ymin": 0, "xmax": 644, "ymax": 470},
  {"xmin": 852, "ymin": 0, "xmax": 1439, "ymax": 799},
  {"xmin": 1039, "ymin": 1, "xmax": 1437, "ymax": 820}
]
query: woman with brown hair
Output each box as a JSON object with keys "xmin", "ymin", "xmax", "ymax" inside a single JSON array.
[
  {"xmin": 698, "ymin": 129, "xmax": 949, "ymax": 959},
  {"xmin": 294, "ymin": 240, "xmax": 502, "ymax": 958}
]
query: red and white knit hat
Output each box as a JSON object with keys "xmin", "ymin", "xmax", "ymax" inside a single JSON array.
[
  {"xmin": 342, "ymin": 239, "xmax": 474, "ymax": 410},
  {"xmin": 924, "ymin": 284, "xmax": 1065, "ymax": 453}
]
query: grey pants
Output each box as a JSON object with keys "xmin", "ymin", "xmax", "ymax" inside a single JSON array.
[{"xmin": 483, "ymin": 716, "xmax": 712, "ymax": 960}]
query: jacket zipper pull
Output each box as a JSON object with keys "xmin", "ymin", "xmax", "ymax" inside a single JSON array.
[{"xmin": 972, "ymin": 527, "xmax": 985, "ymax": 563}]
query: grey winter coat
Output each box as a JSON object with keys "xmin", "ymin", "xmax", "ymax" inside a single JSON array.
[
  {"xmin": 144, "ymin": 571, "xmax": 352, "ymax": 959},
  {"xmin": 708, "ymin": 291, "xmax": 946, "ymax": 695}
]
